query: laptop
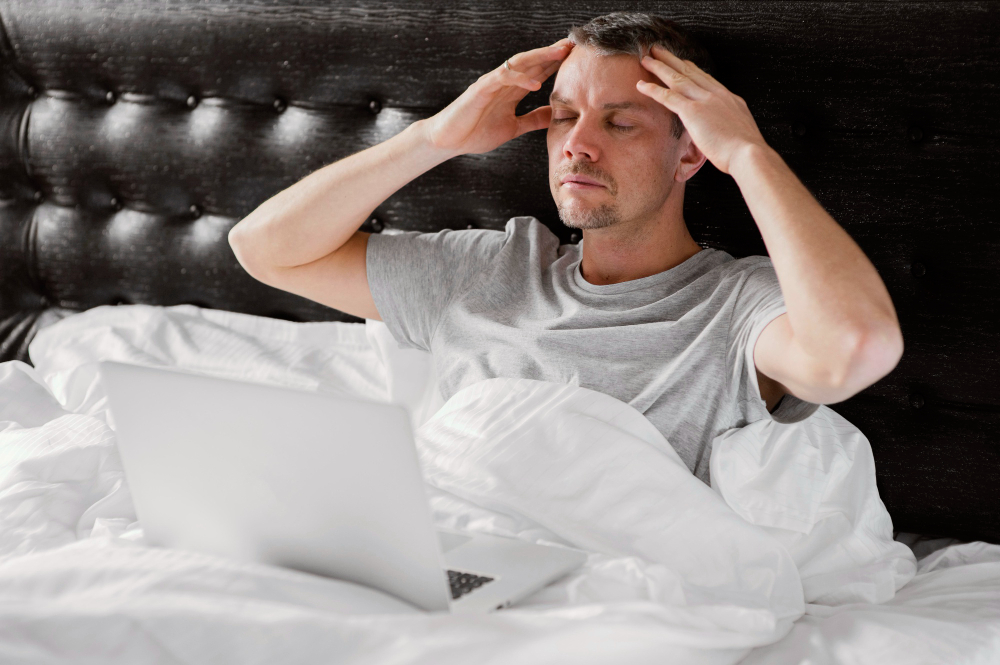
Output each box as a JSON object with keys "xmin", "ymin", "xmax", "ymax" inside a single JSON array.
[{"xmin": 98, "ymin": 360, "xmax": 586, "ymax": 613}]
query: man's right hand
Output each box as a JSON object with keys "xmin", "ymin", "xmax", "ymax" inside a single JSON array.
[
  {"xmin": 418, "ymin": 38, "xmax": 575, "ymax": 157},
  {"xmin": 230, "ymin": 39, "xmax": 576, "ymax": 319}
]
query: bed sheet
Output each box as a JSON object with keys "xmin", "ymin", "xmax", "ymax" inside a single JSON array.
[{"xmin": 0, "ymin": 304, "xmax": 995, "ymax": 664}]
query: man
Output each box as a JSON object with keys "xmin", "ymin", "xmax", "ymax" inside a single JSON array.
[{"xmin": 228, "ymin": 13, "xmax": 903, "ymax": 484}]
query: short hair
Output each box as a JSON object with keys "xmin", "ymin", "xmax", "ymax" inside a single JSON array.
[{"xmin": 567, "ymin": 12, "xmax": 716, "ymax": 139}]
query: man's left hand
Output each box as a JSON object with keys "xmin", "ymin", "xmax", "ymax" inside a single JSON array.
[{"xmin": 637, "ymin": 44, "xmax": 767, "ymax": 175}]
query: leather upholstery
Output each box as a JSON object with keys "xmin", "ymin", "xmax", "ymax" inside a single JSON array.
[{"xmin": 0, "ymin": 1, "xmax": 997, "ymax": 542}]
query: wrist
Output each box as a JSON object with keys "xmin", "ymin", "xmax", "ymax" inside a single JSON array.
[
  {"xmin": 730, "ymin": 141, "xmax": 778, "ymax": 182},
  {"xmin": 408, "ymin": 119, "xmax": 464, "ymax": 162}
]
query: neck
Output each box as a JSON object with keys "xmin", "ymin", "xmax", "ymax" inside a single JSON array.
[{"xmin": 578, "ymin": 215, "xmax": 703, "ymax": 286}]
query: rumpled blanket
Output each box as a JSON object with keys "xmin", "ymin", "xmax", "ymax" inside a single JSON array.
[
  {"xmin": 0, "ymin": 358, "xmax": 805, "ymax": 664},
  {"xmin": 0, "ymin": 304, "xmax": 996, "ymax": 664}
]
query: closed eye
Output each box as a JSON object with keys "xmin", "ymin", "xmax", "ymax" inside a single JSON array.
[{"xmin": 551, "ymin": 117, "xmax": 635, "ymax": 133}]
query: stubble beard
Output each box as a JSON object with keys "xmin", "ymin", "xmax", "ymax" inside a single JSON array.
[{"xmin": 557, "ymin": 199, "xmax": 620, "ymax": 230}]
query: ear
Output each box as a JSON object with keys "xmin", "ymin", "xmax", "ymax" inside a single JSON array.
[{"xmin": 674, "ymin": 133, "xmax": 708, "ymax": 182}]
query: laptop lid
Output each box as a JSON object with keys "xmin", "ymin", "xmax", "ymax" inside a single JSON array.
[{"xmin": 99, "ymin": 360, "xmax": 451, "ymax": 611}]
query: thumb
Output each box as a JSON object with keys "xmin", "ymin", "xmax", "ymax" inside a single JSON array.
[{"xmin": 514, "ymin": 106, "xmax": 553, "ymax": 139}]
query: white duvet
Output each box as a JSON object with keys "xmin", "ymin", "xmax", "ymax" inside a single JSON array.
[{"xmin": 0, "ymin": 304, "xmax": 997, "ymax": 664}]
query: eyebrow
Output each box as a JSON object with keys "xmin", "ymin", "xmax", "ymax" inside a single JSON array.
[{"xmin": 549, "ymin": 93, "xmax": 652, "ymax": 114}]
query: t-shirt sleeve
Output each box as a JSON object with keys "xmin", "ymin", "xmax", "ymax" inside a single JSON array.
[
  {"xmin": 366, "ymin": 227, "xmax": 507, "ymax": 352},
  {"xmin": 727, "ymin": 261, "xmax": 821, "ymax": 424}
]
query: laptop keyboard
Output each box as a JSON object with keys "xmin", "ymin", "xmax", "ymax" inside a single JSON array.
[{"xmin": 447, "ymin": 569, "xmax": 495, "ymax": 600}]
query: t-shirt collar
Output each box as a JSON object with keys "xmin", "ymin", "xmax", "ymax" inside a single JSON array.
[{"xmin": 572, "ymin": 247, "xmax": 718, "ymax": 294}]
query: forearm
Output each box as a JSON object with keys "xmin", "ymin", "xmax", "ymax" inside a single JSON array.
[
  {"xmin": 730, "ymin": 143, "xmax": 903, "ymax": 381},
  {"xmin": 229, "ymin": 119, "xmax": 457, "ymax": 271}
]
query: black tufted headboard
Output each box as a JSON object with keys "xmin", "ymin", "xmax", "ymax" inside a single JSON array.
[{"xmin": 0, "ymin": 1, "xmax": 998, "ymax": 543}]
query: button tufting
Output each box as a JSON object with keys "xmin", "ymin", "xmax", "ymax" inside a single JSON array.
[
  {"xmin": 273, "ymin": 97, "xmax": 287, "ymax": 113},
  {"xmin": 909, "ymin": 394, "xmax": 925, "ymax": 409},
  {"xmin": 186, "ymin": 95, "xmax": 199, "ymax": 108},
  {"xmin": 33, "ymin": 190, "xmax": 43, "ymax": 202},
  {"xmin": 27, "ymin": 85, "xmax": 37, "ymax": 98},
  {"xmin": 910, "ymin": 262, "xmax": 926, "ymax": 277},
  {"xmin": 110, "ymin": 196, "xmax": 122, "ymax": 210},
  {"xmin": 465, "ymin": 222, "xmax": 476, "ymax": 229},
  {"xmin": 908, "ymin": 126, "xmax": 924, "ymax": 143},
  {"xmin": 369, "ymin": 99, "xmax": 382, "ymax": 114},
  {"xmin": 189, "ymin": 204, "xmax": 202, "ymax": 219},
  {"xmin": 368, "ymin": 217, "xmax": 384, "ymax": 233},
  {"xmin": 106, "ymin": 90, "xmax": 116, "ymax": 104}
]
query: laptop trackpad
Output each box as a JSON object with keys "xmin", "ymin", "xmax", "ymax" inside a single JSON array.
[{"xmin": 437, "ymin": 531, "xmax": 472, "ymax": 553}]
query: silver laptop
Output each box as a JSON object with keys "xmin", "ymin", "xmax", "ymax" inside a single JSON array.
[{"xmin": 98, "ymin": 360, "xmax": 586, "ymax": 613}]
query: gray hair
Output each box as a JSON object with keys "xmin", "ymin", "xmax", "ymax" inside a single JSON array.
[{"xmin": 567, "ymin": 12, "xmax": 717, "ymax": 139}]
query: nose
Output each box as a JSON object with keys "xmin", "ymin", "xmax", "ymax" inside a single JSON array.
[{"xmin": 560, "ymin": 115, "xmax": 601, "ymax": 162}]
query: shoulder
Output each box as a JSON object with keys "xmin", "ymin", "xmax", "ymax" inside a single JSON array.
[
  {"xmin": 718, "ymin": 253, "xmax": 773, "ymax": 277},
  {"xmin": 685, "ymin": 250, "xmax": 774, "ymax": 291},
  {"xmin": 497, "ymin": 216, "xmax": 565, "ymax": 258},
  {"xmin": 371, "ymin": 224, "xmax": 507, "ymax": 257},
  {"xmin": 502, "ymin": 216, "xmax": 560, "ymax": 243},
  {"xmin": 706, "ymin": 253, "xmax": 779, "ymax": 294}
]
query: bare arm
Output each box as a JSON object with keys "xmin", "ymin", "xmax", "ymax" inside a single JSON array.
[
  {"xmin": 226, "ymin": 120, "xmax": 461, "ymax": 322},
  {"xmin": 227, "ymin": 39, "xmax": 573, "ymax": 320},
  {"xmin": 733, "ymin": 144, "xmax": 903, "ymax": 400},
  {"xmin": 227, "ymin": 120, "xmax": 454, "ymax": 274},
  {"xmin": 638, "ymin": 45, "xmax": 903, "ymax": 403}
]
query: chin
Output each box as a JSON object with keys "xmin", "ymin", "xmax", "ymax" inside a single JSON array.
[{"xmin": 557, "ymin": 203, "xmax": 620, "ymax": 231}]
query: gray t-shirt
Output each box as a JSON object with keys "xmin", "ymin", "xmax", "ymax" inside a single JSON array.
[{"xmin": 367, "ymin": 216, "xmax": 819, "ymax": 484}]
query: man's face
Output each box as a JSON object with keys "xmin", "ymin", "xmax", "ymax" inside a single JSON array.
[{"xmin": 547, "ymin": 45, "xmax": 693, "ymax": 232}]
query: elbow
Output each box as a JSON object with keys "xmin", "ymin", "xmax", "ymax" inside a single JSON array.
[
  {"xmin": 228, "ymin": 223, "xmax": 251, "ymax": 269},
  {"xmin": 830, "ymin": 324, "xmax": 904, "ymax": 400},
  {"xmin": 228, "ymin": 223, "xmax": 250, "ymax": 257},
  {"xmin": 228, "ymin": 219, "xmax": 271, "ymax": 281}
]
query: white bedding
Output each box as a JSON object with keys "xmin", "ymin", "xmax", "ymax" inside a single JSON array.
[{"xmin": 0, "ymin": 304, "xmax": 996, "ymax": 664}]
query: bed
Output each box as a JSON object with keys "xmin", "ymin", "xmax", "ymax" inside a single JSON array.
[{"xmin": 0, "ymin": 1, "xmax": 998, "ymax": 663}]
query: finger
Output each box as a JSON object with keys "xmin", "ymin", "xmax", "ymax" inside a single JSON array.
[
  {"xmin": 477, "ymin": 69, "xmax": 540, "ymax": 98},
  {"xmin": 640, "ymin": 55, "xmax": 709, "ymax": 101},
  {"xmin": 507, "ymin": 39, "xmax": 574, "ymax": 73},
  {"xmin": 513, "ymin": 106, "xmax": 553, "ymax": 138},
  {"xmin": 478, "ymin": 40, "xmax": 572, "ymax": 97},
  {"xmin": 635, "ymin": 80, "xmax": 691, "ymax": 112},
  {"xmin": 534, "ymin": 58, "xmax": 566, "ymax": 83},
  {"xmin": 510, "ymin": 70, "xmax": 542, "ymax": 92},
  {"xmin": 488, "ymin": 48, "xmax": 566, "ymax": 94},
  {"xmin": 649, "ymin": 44, "xmax": 725, "ymax": 93}
]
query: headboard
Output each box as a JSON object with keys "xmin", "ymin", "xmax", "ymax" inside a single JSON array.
[{"xmin": 1, "ymin": 1, "xmax": 997, "ymax": 543}]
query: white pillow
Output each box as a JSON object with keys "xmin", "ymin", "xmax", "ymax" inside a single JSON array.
[
  {"xmin": 364, "ymin": 320, "xmax": 444, "ymax": 431},
  {"xmin": 711, "ymin": 405, "xmax": 917, "ymax": 607},
  {"xmin": 28, "ymin": 304, "xmax": 445, "ymax": 433},
  {"xmin": 28, "ymin": 304, "xmax": 388, "ymax": 420}
]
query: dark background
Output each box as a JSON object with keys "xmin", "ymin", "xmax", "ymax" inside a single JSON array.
[{"xmin": 0, "ymin": 1, "xmax": 998, "ymax": 542}]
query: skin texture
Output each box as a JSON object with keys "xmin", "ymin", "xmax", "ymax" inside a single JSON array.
[
  {"xmin": 232, "ymin": 36, "xmax": 901, "ymax": 413},
  {"xmin": 546, "ymin": 43, "xmax": 787, "ymax": 412},
  {"xmin": 547, "ymin": 44, "xmax": 706, "ymax": 287},
  {"xmin": 628, "ymin": 42, "xmax": 902, "ymax": 407}
]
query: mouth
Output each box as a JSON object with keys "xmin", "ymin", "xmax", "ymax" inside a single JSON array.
[
  {"xmin": 561, "ymin": 175, "xmax": 605, "ymax": 189},
  {"xmin": 563, "ymin": 182, "xmax": 604, "ymax": 190}
]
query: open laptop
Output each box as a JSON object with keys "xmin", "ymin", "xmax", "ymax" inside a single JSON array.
[{"xmin": 98, "ymin": 360, "xmax": 586, "ymax": 613}]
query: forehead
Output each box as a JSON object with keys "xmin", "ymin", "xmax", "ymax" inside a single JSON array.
[{"xmin": 549, "ymin": 47, "xmax": 659, "ymax": 115}]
